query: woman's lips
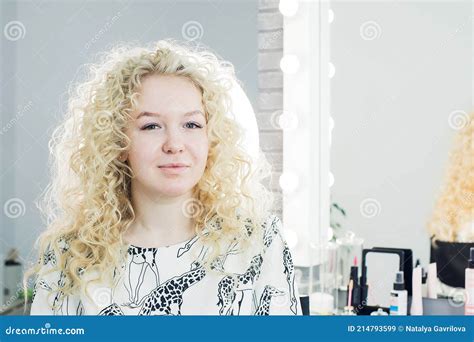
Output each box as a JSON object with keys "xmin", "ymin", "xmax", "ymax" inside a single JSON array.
[{"xmin": 158, "ymin": 165, "xmax": 189, "ymax": 174}]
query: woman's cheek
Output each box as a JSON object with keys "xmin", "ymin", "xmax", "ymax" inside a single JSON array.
[{"xmin": 200, "ymin": 141, "xmax": 210, "ymax": 162}]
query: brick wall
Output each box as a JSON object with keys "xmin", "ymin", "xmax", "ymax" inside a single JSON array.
[{"xmin": 257, "ymin": 0, "xmax": 283, "ymax": 218}]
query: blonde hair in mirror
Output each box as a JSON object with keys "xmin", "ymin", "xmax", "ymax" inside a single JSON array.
[{"xmin": 427, "ymin": 112, "xmax": 474, "ymax": 242}]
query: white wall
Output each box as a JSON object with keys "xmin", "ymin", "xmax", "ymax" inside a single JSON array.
[{"xmin": 329, "ymin": 1, "xmax": 472, "ymax": 265}]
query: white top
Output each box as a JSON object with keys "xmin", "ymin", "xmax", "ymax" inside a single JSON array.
[{"xmin": 30, "ymin": 214, "xmax": 302, "ymax": 316}]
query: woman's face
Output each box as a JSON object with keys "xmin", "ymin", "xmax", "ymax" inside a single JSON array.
[{"xmin": 124, "ymin": 74, "xmax": 209, "ymax": 198}]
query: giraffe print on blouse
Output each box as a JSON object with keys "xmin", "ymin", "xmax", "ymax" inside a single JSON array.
[
  {"xmin": 42, "ymin": 248, "xmax": 57, "ymax": 266},
  {"xmin": 136, "ymin": 261, "xmax": 206, "ymax": 315},
  {"xmin": 262, "ymin": 215, "xmax": 280, "ymax": 248},
  {"xmin": 283, "ymin": 244, "xmax": 298, "ymax": 315},
  {"xmin": 254, "ymin": 285, "xmax": 285, "ymax": 315},
  {"xmin": 216, "ymin": 254, "xmax": 263, "ymax": 315},
  {"xmin": 177, "ymin": 235, "xmax": 200, "ymax": 258},
  {"xmin": 99, "ymin": 261, "xmax": 206, "ymax": 316},
  {"xmin": 30, "ymin": 215, "xmax": 300, "ymax": 316},
  {"xmin": 125, "ymin": 246, "xmax": 160, "ymax": 306},
  {"xmin": 98, "ymin": 303, "xmax": 124, "ymax": 315}
]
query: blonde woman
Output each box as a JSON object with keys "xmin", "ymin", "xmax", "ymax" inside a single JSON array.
[
  {"xmin": 427, "ymin": 112, "xmax": 473, "ymax": 288},
  {"xmin": 24, "ymin": 40, "xmax": 301, "ymax": 316},
  {"xmin": 428, "ymin": 112, "xmax": 473, "ymax": 242}
]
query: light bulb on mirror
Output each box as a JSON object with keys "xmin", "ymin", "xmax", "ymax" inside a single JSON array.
[
  {"xmin": 280, "ymin": 55, "xmax": 300, "ymax": 74},
  {"xmin": 278, "ymin": 111, "xmax": 298, "ymax": 130},
  {"xmin": 328, "ymin": 9, "xmax": 334, "ymax": 23},
  {"xmin": 329, "ymin": 116, "xmax": 335, "ymax": 131},
  {"xmin": 282, "ymin": 228, "xmax": 298, "ymax": 249},
  {"xmin": 329, "ymin": 172, "xmax": 335, "ymax": 188},
  {"xmin": 279, "ymin": 0, "xmax": 299, "ymax": 17},
  {"xmin": 279, "ymin": 171, "xmax": 299, "ymax": 193},
  {"xmin": 328, "ymin": 62, "xmax": 336, "ymax": 78}
]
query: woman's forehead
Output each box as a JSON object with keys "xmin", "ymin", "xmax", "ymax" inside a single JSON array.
[
  {"xmin": 134, "ymin": 75, "xmax": 204, "ymax": 117},
  {"xmin": 139, "ymin": 74, "xmax": 201, "ymax": 98}
]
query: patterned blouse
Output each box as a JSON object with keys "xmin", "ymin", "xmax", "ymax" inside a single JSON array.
[{"xmin": 30, "ymin": 214, "xmax": 302, "ymax": 316}]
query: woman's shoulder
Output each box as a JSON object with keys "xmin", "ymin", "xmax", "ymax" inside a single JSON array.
[{"xmin": 39, "ymin": 236, "xmax": 70, "ymax": 268}]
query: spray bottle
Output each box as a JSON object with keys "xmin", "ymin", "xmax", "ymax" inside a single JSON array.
[{"xmin": 390, "ymin": 271, "xmax": 407, "ymax": 315}]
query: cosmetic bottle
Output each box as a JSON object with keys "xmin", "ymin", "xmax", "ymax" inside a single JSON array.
[
  {"xmin": 390, "ymin": 271, "xmax": 408, "ymax": 315},
  {"xmin": 410, "ymin": 266, "xmax": 423, "ymax": 315},
  {"xmin": 415, "ymin": 259, "xmax": 428, "ymax": 297},
  {"xmin": 370, "ymin": 308, "xmax": 388, "ymax": 316},
  {"xmin": 427, "ymin": 262, "xmax": 438, "ymax": 299},
  {"xmin": 336, "ymin": 231, "xmax": 364, "ymax": 289},
  {"xmin": 421, "ymin": 268, "xmax": 428, "ymax": 297},
  {"xmin": 341, "ymin": 306, "xmax": 356, "ymax": 316},
  {"xmin": 465, "ymin": 247, "xmax": 474, "ymax": 315},
  {"xmin": 347, "ymin": 257, "xmax": 361, "ymax": 307}
]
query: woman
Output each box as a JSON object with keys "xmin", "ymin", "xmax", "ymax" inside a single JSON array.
[
  {"xmin": 428, "ymin": 111, "xmax": 473, "ymax": 242},
  {"xmin": 24, "ymin": 40, "xmax": 301, "ymax": 316},
  {"xmin": 427, "ymin": 111, "xmax": 473, "ymax": 289}
]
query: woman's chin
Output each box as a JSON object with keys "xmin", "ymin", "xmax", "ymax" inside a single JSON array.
[{"xmin": 156, "ymin": 186, "xmax": 193, "ymax": 198}]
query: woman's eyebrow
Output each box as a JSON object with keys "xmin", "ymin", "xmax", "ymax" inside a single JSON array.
[{"xmin": 136, "ymin": 110, "xmax": 205, "ymax": 119}]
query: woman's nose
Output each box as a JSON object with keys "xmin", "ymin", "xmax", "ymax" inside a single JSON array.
[{"xmin": 162, "ymin": 129, "xmax": 185, "ymax": 153}]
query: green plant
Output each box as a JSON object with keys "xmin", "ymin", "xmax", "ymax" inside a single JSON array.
[
  {"xmin": 330, "ymin": 202, "xmax": 346, "ymax": 240},
  {"xmin": 17, "ymin": 288, "xmax": 33, "ymax": 302}
]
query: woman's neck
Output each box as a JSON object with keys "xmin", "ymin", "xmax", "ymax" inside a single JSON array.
[{"xmin": 123, "ymin": 185, "xmax": 197, "ymax": 248}]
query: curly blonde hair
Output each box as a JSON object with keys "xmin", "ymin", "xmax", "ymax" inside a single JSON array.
[
  {"xmin": 427, "ymin": 111, "xmax": 474, "ymax": 242},
  {"xmin": 23, "ymin": 39, "xmax": 275, "ymax": 312}
]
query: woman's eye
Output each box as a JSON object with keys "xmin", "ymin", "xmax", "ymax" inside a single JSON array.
[
  {"xmin": 141, "ymin": 122, "xmax": 202, "ymax": 130},
  {"xmin": 185, "ymin": 122, "xmax": 202, "ymax": 129},
  {"xmin": 142, "ymin": 124, "xmax": 160, "ymax": 130}
]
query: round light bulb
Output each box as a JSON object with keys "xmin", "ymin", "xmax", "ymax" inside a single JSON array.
[
  {"xmin": 279, "ymin": 171, "xmax": 299, "ymax": 192},
  {"xmin": 328, "ymin": 62, "xmax": 336, "ymax": 78},
  {"xmin": 280, "ymin": 55, "xmax": 300, "ymax": 74},
  {"xmin": 329, "ymin": 116, "xmax": 335, "ymax": 131},
  {"xmin": 328, "ymin": 9, "xmax": 334, "ymax": 23},
  {"xmin": 279, "ymin": 0, "xmax": 299, "ymax": 17},
  {"xmin": 282, "ymin": 228, "xmax": 299, "ymax": 248},
  {"xmin": 278, "ymin": 111, "xmax": 298, "ymax": 130}
]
